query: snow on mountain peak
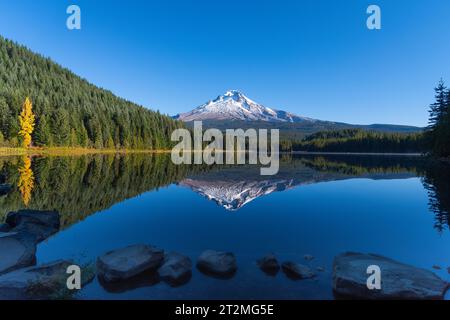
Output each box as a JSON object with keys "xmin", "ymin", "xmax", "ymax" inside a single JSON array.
[{"xmin": 174, "ymin": 90, "xmax": 314, "ymax": 123}]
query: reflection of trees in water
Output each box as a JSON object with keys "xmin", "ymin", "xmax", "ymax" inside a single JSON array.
[
  {"xmin": 0, "ymin": 154, "xmax": 204, "ymax": 227},
  {"xmin": 18, "ymin": 156, "xmax": 34, "ymax": 206},
  {"xmin": 297, "ymin": 155, "xmax": 421, "ymax": 176},
  {"xmin": 1, "ymin": 153, "xmax": 449, "ymax": 233},
  {"xmin": 297, "ymin": 155, "xmax": 450, "ymax": 233},
  {"xmin": 421, "ymin": 162, "xmax": 450, "ymax": 233}
]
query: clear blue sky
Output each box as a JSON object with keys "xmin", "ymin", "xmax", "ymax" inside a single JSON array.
[{"xmin": 1, "ymin": 0, "xmax": 449, "ymax": 126}]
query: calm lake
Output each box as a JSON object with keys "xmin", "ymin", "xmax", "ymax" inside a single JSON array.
[{"xmin": 1, "ymin": 153, "xmax": 449, "ymax": 299}]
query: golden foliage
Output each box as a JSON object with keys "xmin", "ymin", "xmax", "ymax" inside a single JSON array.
[
  {"xmin": 18, "ymin": 97, "xmax": 36, "ymax": 148},
  {"xmin": 18, "ymin": 156, "xmax": 34, "ymax": 206}
]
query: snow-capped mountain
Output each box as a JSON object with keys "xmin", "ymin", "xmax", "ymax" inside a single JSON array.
[{"xmin": 174, "ymin": 90, "xmax": 314, "ymax": 123}]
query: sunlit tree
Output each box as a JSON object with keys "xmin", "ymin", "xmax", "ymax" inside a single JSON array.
[{"xmin": 18, "ymin": 97, "xmax": 36, "ymax": 148}]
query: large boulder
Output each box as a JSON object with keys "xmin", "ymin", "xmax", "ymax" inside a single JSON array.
[
  {"xmin": 197, "ymin": 250, "xmax": 237, "ymax": 278},
  {"xmin": 158, "ymin": 252, "xmax": 192, "ymax": 286},
  {"xmin": 0, "ymin": 184, "xmax": 12, "ymax": 196},
  {"xmin": 0, "ymin": 235, "xmax": 36, "ymax": 275},
  {"xmin": 97, "ymin": 244, "xmax": 164, "ymax": 283},
  {"xmin": 0, "ymin": 260, "xmax": 86, "ymax": 300},
  {"xmin": 333, "ymin": 252, "xmax": 449, "ymax": 300},
  {"xmin": 257, "ymin": 253, "xmax": 280, "ymax": 276},
  {"xmin": 5, "ymin": 210, "xmax": 60, "ymax": 243},
  {"xmin": 282, "ymin": 262, "xmax": 316, "ymax": 280}
]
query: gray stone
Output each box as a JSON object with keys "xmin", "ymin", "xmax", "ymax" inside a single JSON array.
[
  {"xmin": 97, "ymin": 244, "xmax": 164, "ymax": 283},
  {"xmin": 333, "ymin": 252, "xmax": 449, "ymax": 300},
  {"xmin": 197, "ymin": 250, "xmax": 237, "ymax": 277},
  {"xmin": 257, "ymin": 253, "xmax": 280, "ymax": 275},
  {"xmin": 0, "ymin": 260, "xmax": 78, "ymax": 300},
  {"xmin": 0, "ymin": 184, "xmax": 12, "ymax": 196},
  {"xmin": 5, "ymin": 210, "xmax": 60, "ymax": 243},
  {"xmin": 158, "ymin": 252, "xmax": 192, "ymax": 286},
  {"xmin": 282, "ymin": 262, "xmax": 316, "ymax": 280},
  {"xmin": 0, "ymin": 235, "xmax": 36, "ymax": 275}
]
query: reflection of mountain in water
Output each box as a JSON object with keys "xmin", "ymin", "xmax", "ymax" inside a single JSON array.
[
  {"xmin": 180, "ymin": 178, "xmax": 297, "ymax": 211},
  {"xmin": 179, "ymin": 155, "xmax": 419, "ymax": 211},
  {"xmin": 1, "ymin": 153, "xmax": 449, "ymax": 232}
]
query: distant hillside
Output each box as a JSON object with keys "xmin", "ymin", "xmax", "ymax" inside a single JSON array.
[
  {"xmin": 184, "ymin": 119, "xmax": 422, "ymax": 141},
  {"xmin": 0, "ymin": 36, "xmax": 183, "ymax": 149},
  {"xmin": 290, "ymin": 128, "xmax": 426, "ymax": 153}
]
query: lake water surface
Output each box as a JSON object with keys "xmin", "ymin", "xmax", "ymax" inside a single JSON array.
[{"xmin": 1, "ymin": 153, "xmax": 449, "ymax": 299}]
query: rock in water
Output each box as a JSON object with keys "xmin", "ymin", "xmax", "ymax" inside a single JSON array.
[
  {"xmin": 0, "ymin": 184, "xmax": 12, "ymax": 196},
  {"xmin": 316, "ymin": 266, "xmax": 326, "ymax": 272},
  {"xmin": 0, "ymin": 260, "xmax": 77, "ymax": 300},
  {"xmin": 257, "ymin": 253, "xmax": 280, "ymax": 275},
  {"xmin": 281, "ymin": 262, "xmax": 316, "ymax": 280},
  {"xmin": 197, "ymin": 250, "xmax": 237, "ymax": 277},
  {"xmin": 0, "ymin": 224, "xmax": 11, "ymax": 232},
  {"xmin": 158, "ymin": 252, "xmax": 192, "ymax": 286},
  {"xmin": 0, "ymin": 235, "xmax": 36, "ymax": 275},
  {"xmin": 5, "ymin": 210, "xmax": 60, "ymax": 243},
  {"xmin": 97, "ymin": 244, "xmax": 164, "ymax": 283},
  {"xmin": 304, "ymin": 254, "xmax": 314, "ymax": 261},
  {"xmin": 432, "ymin": 265, "xmax": 442, "ymax": 270},
  {"xmin": 333, "ymin": 252, "xmax": 449, "ymax": 300}
]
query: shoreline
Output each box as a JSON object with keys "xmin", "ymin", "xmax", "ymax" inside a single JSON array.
[
  {"xmin": 0, "ymin": 147, "xmax": 426, "ymax": 157},
  {"xmin": 290, "ymin": 151, "xmax": 424, "ymax": 156},
  {"xmin": 0, "ymin": 147, "xmax": 172, "ymax": 157}
]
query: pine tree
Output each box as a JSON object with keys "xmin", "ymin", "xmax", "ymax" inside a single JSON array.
[
  {"xmin": 51, "ymin": 109, "xmax": 70, "ymax": 146},
  {"xmin": 428, "ymin": 79, "xmax": 447, "ymax": 130},
  {"xmin": 427, "ymin": 80, "xmax": 450, "ymax": 157},
  {"xmin": 34, "ymin": 115, "xmax": 52, "ymax": 146},
  {"xmin": 18, "ymin": 97, "xmax": 36, "ymax": 148}
]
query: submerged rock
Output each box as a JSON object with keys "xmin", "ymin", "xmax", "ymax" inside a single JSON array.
[
  {"xmin": 316, "ymin": 266, "xmax": 326, "ymax": 272},
  {"xmin": 282, "ymin": 262, "xmax": 316, "ymax": 280},
  {"xmin": 197, "ymin": 250, "xmax": 237, "ymax": 278},
  {"xmin": 0, "ymin": 260, "xmax": 80, "ymax": 300},
  {"xmin": 97, "ymin": 244, "xmax": 164, "ymax": 283},
  {"xmin": 0, "ymin": 224, "xmax": 11, "ymax": 232},
  {"xmin": 333, "ymin": 252, "xmax": 449, "ymax": 300},
  {"xmin": 432, "ymin": 265, "xmax": 442, "ymax": 270},
  {"xmin": 5, "ymin": 210, "xmax": 60, "ymax": 243},
  {"xmin": 158, "ymin": 252, "xmax": 192, "ymax": 286},
  {"xmin": 0, "ymin": 184, "xmax": 12, "ymax": 196},
  {"xmin": 304, "ymin": 254, "xmax": 314, "ymax": 261},
  {"xmin": 257, "ymin": 253, "xmax": 280, "ymax": 275},
  {"xmin": 0, "ymin": 235, "xmax": 36, "ymax": 275}
]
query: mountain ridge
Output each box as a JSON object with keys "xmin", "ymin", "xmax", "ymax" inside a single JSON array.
[
  {"xmin": 174, "ymin": 90, "xmax": 422, "ymax": 137},
  {"xmin": 174, "ymin": 90, "xmax": 316, "ymax": 123}
]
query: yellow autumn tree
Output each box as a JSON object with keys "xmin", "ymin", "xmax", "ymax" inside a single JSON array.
[
  {"xmin": 18, "ymin": 97, "xmax": 36, "ymax": 148},
  {"xmin": 18, "ymin": 156, "xmax": 34, "ymax": 206}
]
